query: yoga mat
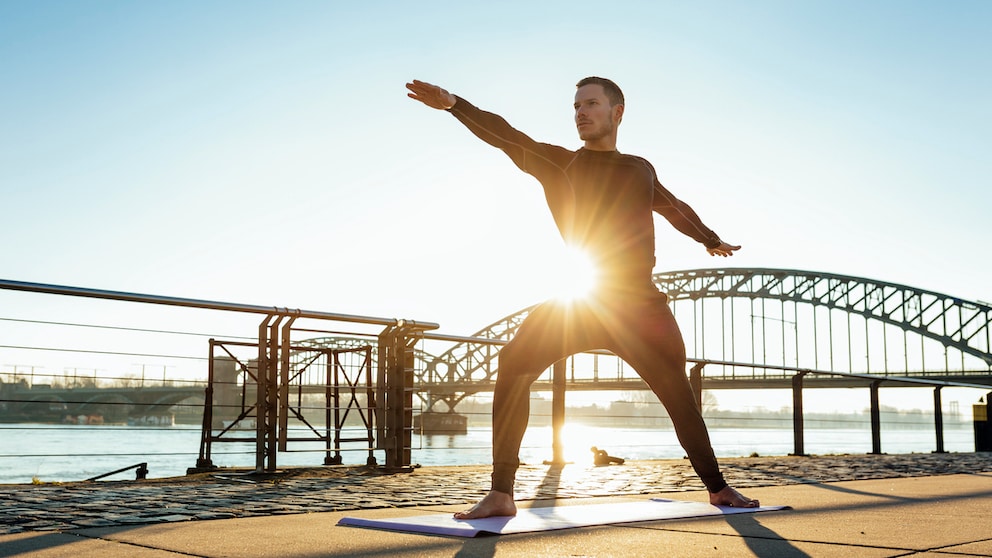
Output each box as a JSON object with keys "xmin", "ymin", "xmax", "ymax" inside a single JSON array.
[{"xmin": 337, "ymin": 498, "xmax": 789, "ymax": 537}]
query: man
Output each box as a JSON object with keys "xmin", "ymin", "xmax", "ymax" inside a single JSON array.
[{"xmin": 406, "ymin": 77, "xmax": 759, "ymax": 519}]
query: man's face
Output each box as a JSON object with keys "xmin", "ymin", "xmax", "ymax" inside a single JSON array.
[{"xmin": 574, "ymin": 84, "xmax": 621, "ymax": 143}]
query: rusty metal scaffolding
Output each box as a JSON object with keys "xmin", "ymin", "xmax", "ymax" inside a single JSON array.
[
  {"xmin": 194, "ymin": 315, "xmax": 434, "ymax": 473},
  {"xmin": 196, "ymin": 338, "xmax": 379, "ymax": 471}
]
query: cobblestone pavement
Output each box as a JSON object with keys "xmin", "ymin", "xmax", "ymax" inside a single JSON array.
[{"xmin": 2, "ymin": 452, "xmax": 990, "ymax": 535}]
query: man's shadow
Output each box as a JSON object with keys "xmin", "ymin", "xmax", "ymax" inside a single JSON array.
[{"xmin": 722, "ymin": 512, "xmax": 810, "ymax": 558}]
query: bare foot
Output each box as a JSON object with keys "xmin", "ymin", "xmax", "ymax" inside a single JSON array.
[
  {"xmin": 709, "ymin": 486, "xmax": 759, "ymax": 508},
  {"xmin": 453, "ymin": 490, "xmax": 517, "ymax": 519}
]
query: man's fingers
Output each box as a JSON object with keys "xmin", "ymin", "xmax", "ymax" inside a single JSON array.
[
  {"xmin": 406, "ymin": 81, "xmax": 431, "ymax": 94},
  {"xmin": 406, "ymin": 80, "xmax": 441, "ymax": 96},
  {"xmin": 405, "ymin": 81, "xmax": 432, "ymax": 98},
  {"xmin": 708, "ymin": 243, "xmax": 742, "ymax": 257},
  {"xmin": 406, "ymin": 80, "xmax": 453, "ymax": 109}
]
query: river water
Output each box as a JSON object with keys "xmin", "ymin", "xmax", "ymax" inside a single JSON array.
[{"xmin": 1, "ymin": 423, "xmax": 977, "ymax": 485}]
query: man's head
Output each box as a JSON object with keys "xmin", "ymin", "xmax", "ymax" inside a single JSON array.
[
  {"xmin": 574, "ymin": 77, "xmax": 625, "ymax": 150},
  {"xmin": 576, "ymin": 77, "xmax": 624, "ymax": 107}
]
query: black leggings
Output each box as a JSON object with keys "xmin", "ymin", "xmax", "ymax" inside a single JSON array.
[{"xmin": 490, "ymin": 290, "xmax": 728, "ymax": 494}]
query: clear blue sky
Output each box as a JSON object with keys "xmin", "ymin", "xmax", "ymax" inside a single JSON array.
[{"xmin": 2, "ymin": 0, "xmax": 989, "ymax": 340}]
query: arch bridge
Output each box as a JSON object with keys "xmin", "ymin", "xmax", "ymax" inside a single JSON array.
[
  {"xmin": 415, "ymin": 268, "xmax": 992, "ymax": 413},
  {"xmin": 1, "ymin": 384, "xmax": 203, "ymax": 421}
]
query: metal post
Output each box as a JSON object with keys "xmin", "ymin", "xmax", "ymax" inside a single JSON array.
[
  {"xmin": 255, "ymin": 317, "xmax": 271, "ymax": 473},
  {"xmin": 376, "ymin": 328, "xmax": 394, "ymax": 467},
  {"xmin": 870, "ymin": 380, "xmax": 882, "ymax": 455},
  {"xmin": 377, "ymin": 322, "xmax": 421, "ymax": 470},
  {"xmin": 364, "ymin": 346, "xmax": 377, "ymax": 467},
  {"xmin": 277, "ymin": 315, "xmax": 298, "ymax": 452},
  {"xmin": 933, "ymin": 386, "xmax": 946, "ymax": 453},
  {"xmin": 790, "ymin": 372, "xmax": 806, "ymax": 456},
  {"xmin": 324, "ymin": 353, "xmax": 339, "ymax": 465},
  {"xmin": 402, "ymin": 337, "xmax": 416, "ymax": 468},
  {"xmin": 195, "ymin": 339, "xmax": 216, "ymax": 469},
  {"xmin": 256, "ymin": 315, "xmax": 282, "ymax": 473},
  {"xmin": 265, "ymin": 317, "xmax": 283, "ymax": 471},
  {"xmin": 548, "ymin": 359, "xmax": 567, "ymax": 466}
]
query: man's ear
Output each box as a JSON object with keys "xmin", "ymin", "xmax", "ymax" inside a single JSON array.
[{"xmin": 613, "ymin": 103, "xmax": 624, "ymax": 124}]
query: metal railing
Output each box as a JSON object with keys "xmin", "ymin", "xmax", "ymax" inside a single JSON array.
[
  {"xmin": 0, "ymin": 278, "xmax": 437, "ymax": 474},
  {"xmin": 683, "ymin": 359, "xmax": 992, "ymax": 456},
  {"xmin": 2, "ymin": 278, "xmax": 990, "ymax": 483}
]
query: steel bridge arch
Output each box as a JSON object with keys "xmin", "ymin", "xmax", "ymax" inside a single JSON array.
[
  {"xmin": 654, "ymin": 268, "xmax": 992, "ymax": 367},
  {"xmin": 422, "ymin": 268, "xmax": 992, "ymax": 412}
]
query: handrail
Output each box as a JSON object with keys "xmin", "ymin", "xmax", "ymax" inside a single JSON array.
[
  {"xmin": 690, "ymin": 358, "xmax": 992, "ymax": 390},
  {"xmin": 0, "ymin": 279, "xmax": 438, "ymax": 331},
  {"xmin": 86, "ymin": 462, "xmax": 148, "ymax": 481},
  {"xmin": 0, "ymin": 278, "xmax": 441, "ymax": 473}
]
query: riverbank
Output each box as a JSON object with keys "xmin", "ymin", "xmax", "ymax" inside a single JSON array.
[
  {"xmin": 3, "ymin": 422, "xmax": 980, "ymax": 485},
  {"xmin": 3, "ymin": 451, "xmax": 991, "ymax": 535}
]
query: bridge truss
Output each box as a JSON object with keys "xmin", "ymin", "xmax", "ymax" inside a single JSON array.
[
  {"xmin": 416, "ymin": 268, "xmax": 992, "ymax": 413},
  {"xmin": 659, "ymin": 268, "xmax": 991, "ymax": 373}
]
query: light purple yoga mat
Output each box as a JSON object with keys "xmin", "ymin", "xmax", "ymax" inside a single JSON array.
[{"xmin": 337, "ymin": 498, "xmax": 790, "ymax": 537}]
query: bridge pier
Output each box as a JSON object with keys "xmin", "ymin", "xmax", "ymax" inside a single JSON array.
[
  {"xmin": 790, "ymin": 372, "xmax": 807, "ymax": 456},
  {"xmin": 546, "ymin": 359, "xmax": 567, "ymax": 466},
  {"xmin": 869, "ymin": 380, "xmax": 883, "ymax": 454},
  {"xmin": 933, "ymin": 386, "xmax": 946, "ymax": 453}
]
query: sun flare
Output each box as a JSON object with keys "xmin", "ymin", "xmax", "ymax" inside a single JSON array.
[{"xmin": 553, "ymin": 245, "xmax": 598, "ymax": 302}]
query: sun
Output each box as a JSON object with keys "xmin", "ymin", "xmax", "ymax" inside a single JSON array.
[{"xmin": 553, "ymin": 245, "xmax": 598, "ymax": 302}]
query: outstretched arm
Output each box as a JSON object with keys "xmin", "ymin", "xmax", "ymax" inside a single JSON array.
[
  {"xmin": 654, "ymin": 194, "xmax": 741, "ymax": 257},
  {"xmin": 406, "ymin": 80, "xmax": 456, "ymax": 110},
  {"xmin": 646, "ymin": 160, "xmax": 742, "ymax": 258},
  {"xmin": 405, "ymin": 79, "xmax": 569, "ymax": 186}
]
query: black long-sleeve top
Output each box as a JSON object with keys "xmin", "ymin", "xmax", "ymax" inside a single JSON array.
[{"xmin": 448, "ymin": 96, "xmax": 722, "ymax": 289}]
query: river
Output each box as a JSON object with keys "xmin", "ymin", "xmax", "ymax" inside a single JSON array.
[{"xmin": 2, "ymin": 422, "xmax": 978, "ymax": 485}]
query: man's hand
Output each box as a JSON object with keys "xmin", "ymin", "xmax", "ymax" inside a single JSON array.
[
  {"xmin": 406, "ymin": 80, "xmax": 456, "ymax": 110},
  {"xmin": 707, "ymin": 242, "xmax": 741, "ymax": 257}
]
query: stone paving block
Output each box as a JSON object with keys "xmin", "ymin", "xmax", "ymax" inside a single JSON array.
[
  {"xmin": 1, "ymin": 453, "xmax": 991, "ymax": 533},
  {"xmin": 114, "ymin": 516, "xmax": 160, "ymax": 524},
  {"xmin": 25, "ymin": 522, "xmax": 74, "ymax": 531},
  {"xmin": 72, "ymin": 517, "xmax": 121, "ymax": 527},
  {"xmin": 193, "ymin": 512, "xmax": 238, "ymax": 520},
  {"xmin": 155, "ymin": 514, "xmax": 195, "ymax": 522}
]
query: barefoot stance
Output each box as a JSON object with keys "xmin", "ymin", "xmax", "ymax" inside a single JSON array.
[
  {"xmin": 454, "ymin": 490, "xmax": 517, "ymax": 519},
  {"xmin": 453, "ymin": 486, "xmax": 755, "ymax": 520},
  {"xmin": 709, "ymin": 486, "xmax": 759, "ymax": 508}
]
